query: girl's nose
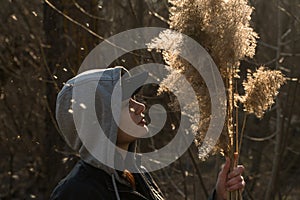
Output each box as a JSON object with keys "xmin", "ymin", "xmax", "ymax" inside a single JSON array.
[{"xmin": 131, "ymin": 99, "xmax": 145, "ymax": 114}]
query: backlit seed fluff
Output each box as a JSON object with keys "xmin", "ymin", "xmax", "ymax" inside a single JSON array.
[
  {"xmin": 239, "ymin": 66, "xmax": 286, "ymax": 118},
  {"xmin": 148, "ymin": 0, "xmax": 259, "ymax": 159}
]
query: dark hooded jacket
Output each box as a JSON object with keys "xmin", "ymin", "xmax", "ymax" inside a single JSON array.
[
  {"xmin": 50, "ymin": 160, "xmax": 165, "ymax": 200},
  {"xmin": 50, "ymin": 67, "xmax": 216, "ymax": 200},
  {"xmin": 50, "ymin": 67, "xmax": 165, "ymax": 200}
]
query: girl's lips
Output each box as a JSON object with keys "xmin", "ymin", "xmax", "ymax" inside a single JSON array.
[{"xmin": 138, "ymin": 118, "xmax": 147, "ymax": 126}]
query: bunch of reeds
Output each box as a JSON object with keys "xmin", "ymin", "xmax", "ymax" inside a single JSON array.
[
  {"xmin": 157, "ymin": 0, "xmax": 259, "ymax": 159},
  {"xmin": 148, "ymin": 1, "xmax": 286, "ymax": 199}
]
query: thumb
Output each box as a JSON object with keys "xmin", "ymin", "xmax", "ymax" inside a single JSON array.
[
  {"xmin": 216, "ymin": 157, "xmax": 231, "ymax": 199},
  {"xmin": 220, "ymin": 157, "xmax": 230, "ymax": 178}
]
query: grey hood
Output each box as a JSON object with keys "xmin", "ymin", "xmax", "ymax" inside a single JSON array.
[{"xmin": 55, "ymin": 67, "xmax": 146, "ymax": 186}]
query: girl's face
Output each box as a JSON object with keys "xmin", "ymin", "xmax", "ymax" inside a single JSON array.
[{"xmin": 117, "ymin": 98, "xmax": 148, "ymax": 145}]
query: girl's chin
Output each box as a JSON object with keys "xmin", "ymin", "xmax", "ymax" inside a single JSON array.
[
  {"xmin": 142, "ymin": 125, "xmax": 149, "ymax": 135},
  {"xmin": 135, "ymin": 126, "xmax": 149, "ymax": 139},
  {"xmin": 122, "ymin": 126, "xmax": 149, "ymax": 139}
]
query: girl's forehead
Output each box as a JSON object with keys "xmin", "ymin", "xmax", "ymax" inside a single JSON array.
[{"xmin": 121, "ymin": 95, "xmax": 146, "ymax": 107}]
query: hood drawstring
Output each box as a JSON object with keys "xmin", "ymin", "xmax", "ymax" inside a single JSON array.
[{"xmin": 112, "ymin": 173, "xmax": 120, "ymax": 200}]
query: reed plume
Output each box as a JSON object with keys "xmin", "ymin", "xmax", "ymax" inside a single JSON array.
[
  {"xmin": 150, "ymin": 0, "xmax": 258, "ymax": 158},
  {"xmin": 238, "ymin": 66, "xmax": 286, "ymax": 118}
]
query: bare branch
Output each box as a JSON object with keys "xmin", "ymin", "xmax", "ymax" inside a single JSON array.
[
  {"xmin": 257, "ymin": 40, "xmax": 278, "ymax": 50},
  {"xmin": 145, "ymin": 1, "xmax": 169, "ymax": 23},
  {"xmin": 279, "ymin": 1, "xmax": 300, "ymax": 23},
  {"xmin": 44, "ymin": 0, "xmax": 142, "ymax": 58},
  {"xmin": 245, "ymin": 132, "xmax": 276, "ymax": 142},
  {"xmin": 281, "ymin": 35, "xmax": 300, "ymax": 45},
  {"xmin": 280, "ymin": 52, "xmax": 300, "ymax": 57},
  {"xmin": 281, "ymin": 28, "xmax": 291, "ymax": 40},
  {"xmin": 127, "ymin": 0, "xmax": 139, "ymax": 23},
  {"xmin": 42, "ymin": 96, "xmax": 61, "ymax": 134},
  {"xmin": 39, "ymin": 39, "xmax": 60, "ymax": 92},
  {"xmin": 72, "ymin": 0, "xmax": 107, "ymax": 21},
  {"xmin": 44, "ymin": 0, "xmax": 104, "ymax": 40}
]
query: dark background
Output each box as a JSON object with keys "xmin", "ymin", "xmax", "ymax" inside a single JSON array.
[{"xmin": 0, "ymin": 0, "xmax": 299, "ymax": 199}]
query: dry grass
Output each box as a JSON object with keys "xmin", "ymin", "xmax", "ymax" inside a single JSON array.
[
  {"xmin": 238, "ymin": 66, "xmax": 286, "ymax": 118},
  {"xmin": 148, "ymin": 0, "xmax": 258, "ymax": 159}
]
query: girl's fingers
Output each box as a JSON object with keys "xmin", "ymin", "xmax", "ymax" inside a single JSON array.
[
  {"xmin": 227, "ymin": 165, "xmax": 245, "ymax": 179},
  {"xmin": 226, "ymin": 165, "xmax": 245, "ymax": 191}
]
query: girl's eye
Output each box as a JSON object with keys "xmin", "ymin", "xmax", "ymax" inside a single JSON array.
[{"xmin": 131, "ymin": 94, "xmax": 137, "ymax": 100}]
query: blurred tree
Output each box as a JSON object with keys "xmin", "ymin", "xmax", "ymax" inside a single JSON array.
[{"xmin": 0, "ymin": 0, "xmax": 299, "ymax": 199}]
